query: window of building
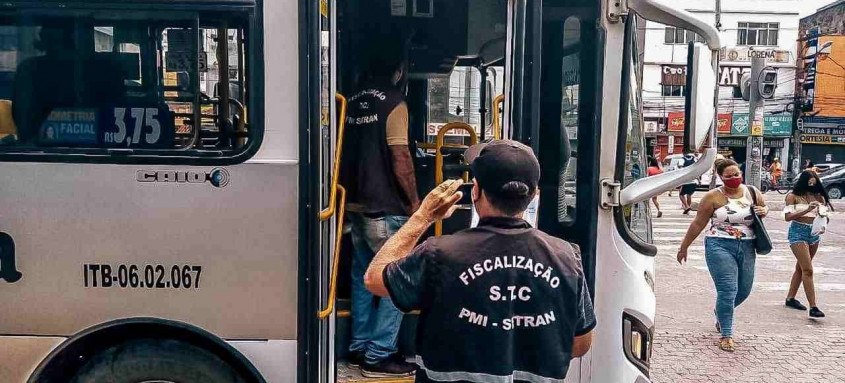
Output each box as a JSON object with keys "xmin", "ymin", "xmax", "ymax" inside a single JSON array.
[
  {"xmin": 661, "ymin": 85, "xmax": 685, "ymax": 97},
  {"xmin": 737, "ymin": 22, "xmax": 779, "ymax": 46},
  {"xmin": 0, "ymin": 11, "xmax": 255, "ymax": 162},
  {"xmin": 663, "ymin": 26, "xmax": 704, "ymax": 45}
]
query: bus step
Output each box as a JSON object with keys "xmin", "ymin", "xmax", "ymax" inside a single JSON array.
[
  {"xmin": 337, "ymin": 362, "xmax": 414, "ymax": 383},
  {"xmin": 337, "ymin": 363, "xmax": 415, "ymax": 383}
]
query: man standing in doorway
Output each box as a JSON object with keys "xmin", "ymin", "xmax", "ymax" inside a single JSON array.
[
  {"xmin": 365, "ymin": 141, "xmax": 596, "ymax": 382},
  {"xmin": 679, "ymin": 149, "xmax": 697, "ymax": 214},
  {"xmin": 339, "ymin": 41, "xmax": 420, "ymax": 377}
]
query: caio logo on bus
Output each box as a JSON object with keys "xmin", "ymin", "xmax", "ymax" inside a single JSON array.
[{"xmin": 136, "ymin": 168, "xmax": 231, "ymax": 188}]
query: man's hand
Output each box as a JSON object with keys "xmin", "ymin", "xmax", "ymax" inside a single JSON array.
[{"xmin": 415, "ymin": 179, "xmax": 464, "ymax": 223}]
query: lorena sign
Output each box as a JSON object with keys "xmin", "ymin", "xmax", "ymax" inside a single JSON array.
[{"xmin": 721, "ymin": 47, "xmax": 790, "ymax": 63}]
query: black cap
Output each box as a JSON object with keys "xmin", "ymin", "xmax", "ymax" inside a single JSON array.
[{"xmin": 464, "ymin": 140, "xmax": 540, "ymax": 198}]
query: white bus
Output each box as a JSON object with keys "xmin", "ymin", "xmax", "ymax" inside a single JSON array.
[{"xmin": 0, "ymin": 0, "xmax": 720, "ymax": 382}]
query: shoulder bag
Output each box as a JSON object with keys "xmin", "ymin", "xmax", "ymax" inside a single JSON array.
[{"xmin": 748, "ymin": 186, "xmax": 772, "ymax": 255}]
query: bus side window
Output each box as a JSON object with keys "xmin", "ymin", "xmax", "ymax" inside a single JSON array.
[{"xmin": 0, "ymin": 14, "xmax": 254, "ymax": 161}]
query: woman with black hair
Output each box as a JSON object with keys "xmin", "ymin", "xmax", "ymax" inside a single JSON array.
[{"xmin": 783, "ymin": 170, "xmax": 833, "ymax": 319}]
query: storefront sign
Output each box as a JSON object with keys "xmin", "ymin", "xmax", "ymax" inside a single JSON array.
[
  {"xmin": 719, "ymin": 137, "xmax": 747, "ymax": 147},
  {"xmin": 644, "ymin": 120, "xmax": 659, "ymax": 133},
  {"xmin": 765, "ymin": 115, "xmax": 793, "ymax": 136},
  {"xmin": 732, "ymin": 114, "xmax": 749, "ymax": 136},
  {"xmin": 719, "ymin": 66, "xmax": 751, "ymax": 87},
  {"xmin": 800, "ymin": 123, "xmax": 845, "ymax": 145},
  {"xmin": 764, "ymin": 138, "xmax": 785, "ymax": 148},
  {"xmin": 801, "ymin": 134, "xmax": 845, "ymax": 145},
  {"xmin": 661, "ymin": 65, "xmax": 687, "ymax": 86},
  {"xmin": 717, "ymin": 113, "xmax": 732, "ymax": 134},
  {"xmin": 721, "ymin": 46, "xmax": 790, "ymax": 63},
  {"xmin": 731, "ymin": 113, "xmax": 793, "ymax": 136},
  {"xmin": 667, "ymin": 112, "xmax": 685, "ymax": 132},
  {"xmin": 801, "ymin": 126, "xmax": 845, "ymax": 136}
]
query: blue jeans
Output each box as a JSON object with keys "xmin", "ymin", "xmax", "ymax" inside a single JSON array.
[
  {"xmin": 788, "ymin": 221, "xmax": 821, "ymax": 246},
  {"xmin": 348, "ymin": 213, "xmax": 408, "ymax": 363},
  {"xmin": 704, "ymin": 237, "xmax": 756, "ymax": 338}
]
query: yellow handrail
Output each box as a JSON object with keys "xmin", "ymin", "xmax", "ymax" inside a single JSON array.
[
  {"xmin": 492, "ymin": 94, "xmax": 504, "ymax": 140},
  {"xmin": 320, "ymin": 93, "xmax": 348, "ymax": 221},
  {"xmin": 434, "ymin": 122, "xmax": 478, "ymax": 236},
  {"xmin": 318, "ymin": 185, "xmax": 346, "ymax": 319}
]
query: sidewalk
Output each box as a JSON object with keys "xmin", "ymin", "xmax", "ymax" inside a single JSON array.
[{"xmin": 650, "ymin": 194, "xmax": 845, "ymax": 383}]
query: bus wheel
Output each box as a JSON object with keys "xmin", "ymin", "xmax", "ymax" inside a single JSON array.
[{"xmin": 69, "ymin": 338, "xmax": 249, "ymax": 383}]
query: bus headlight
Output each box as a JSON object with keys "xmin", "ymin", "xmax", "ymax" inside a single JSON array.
[{"xmin": 623, "ymin": 311, "xmax": 653, "ymax": 377}]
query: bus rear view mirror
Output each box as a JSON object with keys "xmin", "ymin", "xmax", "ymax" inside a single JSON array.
[
  {"xmin": 627, "ymin": 0, "xmax": 721, "ymax": 151},
  {"xmin": 685, "ymin": 43, "xmax": 717, "ymax": 151}
]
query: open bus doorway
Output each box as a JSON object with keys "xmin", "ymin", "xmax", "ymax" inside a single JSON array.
[{"xmin": 324, "ymin": 1, "xmax": 507, "ymax": 381}]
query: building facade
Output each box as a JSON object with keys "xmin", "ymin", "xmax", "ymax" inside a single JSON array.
[
  {"xmin": 641, "ymin": 0, "xmax": 800, "ymax": 166},
  {"xmin": 798, "ymin": 1, "xmax": 845, "ymax": 164}
]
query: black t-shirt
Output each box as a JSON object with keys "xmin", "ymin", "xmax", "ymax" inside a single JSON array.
[
  {"xmin": 384, "ymin": 217, "xmax": 596, "ymax": 383},
  {"xmin": 339, "ymin": 83, "xmax": 409, "ymax": 216}
]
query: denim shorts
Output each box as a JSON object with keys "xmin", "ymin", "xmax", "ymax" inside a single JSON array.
[{"xmin": 788, "ymin": 221, "xmax": 820, "ymax": 246}]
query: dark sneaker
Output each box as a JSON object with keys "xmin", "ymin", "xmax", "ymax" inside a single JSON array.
[
  {"xmin": 361, "ymin": 355, "xmax": 417, "ymax": 378},
  {"xmin": 785, "ymin": 298, "xmax": 807, "ymax": 311},
  {"xmin": 809, "ymin": 307, "xmax": 826, "ymax": 319},
  {"xmin": 347, "ymin": 351, "xmax": 365, "ymax": 368}
]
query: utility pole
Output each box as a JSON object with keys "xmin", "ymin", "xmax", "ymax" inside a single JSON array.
[
  {"xmin": 715, "ymin": 0, "xmax": 722, "ymax": 31},
  {"xmin": 746, "ymin": 58, "xmax": 765, "ymax": 190},
  {"xmin": 708, "ymin": 0, "xmax": 722, "ymax": 190},
  {"xmin": 792, "ymin": 96, "xmax": 803, "ymax": 178}
]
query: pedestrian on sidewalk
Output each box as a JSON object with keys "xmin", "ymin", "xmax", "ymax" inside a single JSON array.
[
  {"xmin": 769, "ymin": 158, "xmax": 783, "ymax": 186},
  {"xmin": 783, "ymin": 170, "xmax": 833, "ymax": 319},
  {"xmin": 679, "ymin": 150, "xmax": 697, "ymax": 214},
  {"xmin": 677, "ymin": 158, "xmax": 769, "ymax": 352},
  {"xmin": 804, "ymin": 159, "xmax": 819, "ymax": 174},
  {"xmin": 647, "ymin": 157, "xmax": 664, "ymax": 218}
]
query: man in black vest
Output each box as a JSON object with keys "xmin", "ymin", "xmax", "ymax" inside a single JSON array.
[
  {"xmin": 339, "ymin": 43, "xmax": 420, "ymax": 377},
  {"xmin": 365, "ymin": 140, "xmax": 596, "ymax": 382}
]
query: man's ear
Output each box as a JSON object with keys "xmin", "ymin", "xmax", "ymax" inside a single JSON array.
[{"xmin": 472, "ymin": 179, "xmax": 481, "ymax": 203}]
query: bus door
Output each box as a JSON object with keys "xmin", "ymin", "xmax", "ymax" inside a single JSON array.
[
  {"xmin": 315, "ymin": 1, "xmax": 341, "ymax": 383},
  {"xmin": 309, "ymin": 1, "xmax": 508, "ymax": 382},
  {"xmin": 508, "ymin": 0, "xmax": 602, "ymax": 379}
]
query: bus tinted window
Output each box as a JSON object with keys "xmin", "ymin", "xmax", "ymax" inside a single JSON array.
[
  {"xmin": 621, "ymin": 23, "xmax": 652, "ymax": 243},
  {"xmin": 0, "ymin": 12, "xmax": 252, "ymax": 159}
]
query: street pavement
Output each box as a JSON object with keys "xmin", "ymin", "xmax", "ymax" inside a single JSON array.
[{"xmin": 651, "ymin": 192, "xmax": 845, "ymax": 382}]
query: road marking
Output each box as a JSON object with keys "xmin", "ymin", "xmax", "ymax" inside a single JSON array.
[
  {"xmin": 755, "ymin": 282, "xmax": 845, "ymax": 292},
  {"xmin": 656, "ymin": 244, "xmax": 795, "ymax": 255},
  {"xmin": 653, "ymin": 227, "xmax": 786, "ymax": 234},
  {"xmin": 654, "ymin": 235, "xmax": 790, "ymax": 243}
]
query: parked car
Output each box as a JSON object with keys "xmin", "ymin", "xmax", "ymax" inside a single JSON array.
[
  {"xmin": 815, "ymin": 163, "xmax": 844, "ymax": 174},
  {"xmin": 819, "ymin": 166, "xmax": 845, "ymax": 199},
  {"xmin": 662, "ymin": 154, "xmax": 685, "ymax": 172},
  {"xmin": 698, "ymin": 167, "xmax": 723, "ymax": 190}
]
